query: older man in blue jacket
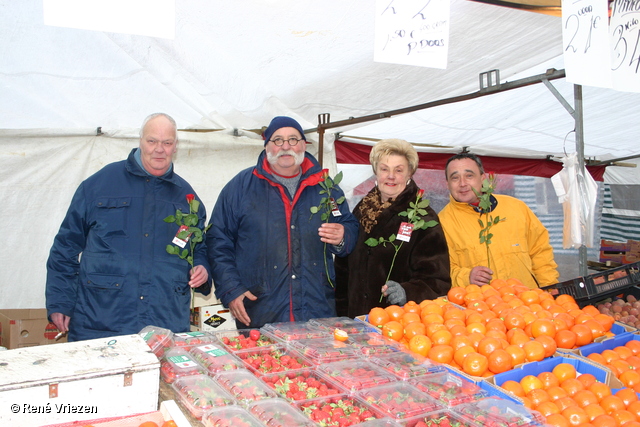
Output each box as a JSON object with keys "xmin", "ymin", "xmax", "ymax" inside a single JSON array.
[
  {"xmin": 46, "ymin": 113, "xmax": 211, "ymax": 341},
  {"xmin": 207, "ymin": 116, "xmax": 359, "ymax": 328}
]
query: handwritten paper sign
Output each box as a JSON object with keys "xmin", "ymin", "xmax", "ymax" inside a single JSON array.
[
  {"xmin": 562, "ymin": 0, "xmax": 612, "ymax": 87},
  {"xmin": 374, "ymin": 0, "xmax": 450, "ymax": 69},
  {"xmin": 610, "ymin": 0, "xmax": 640, "ymax": 92}
]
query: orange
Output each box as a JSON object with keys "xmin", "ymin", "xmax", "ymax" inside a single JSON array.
[
  {"xmin": 615, "ymin": 387, "xmax": 639, "ymax": 407},
  {"xmin": 523, "ymin": 340, "xmax": 546, "ymax": 362},
  {"xmin": 556, "ymin": 396, "xmax": 579, "ymax": 411},
  {"xmin": 590, "ymin": 414, "xmax": 617, "ymax": 427},
  {"xmin": 583, "ymin": 319, "xmax": 605, "ymax": 340},
  {"xmin": 465, "ymin": 311, "xmax": 485, "ymax": 325},
  {"xmin": 520, "ymin": 290, "xmax": 541, "ymax": 306},
  {"xmin": 477, "ymin": 337, "xmax": 501, "ymax": 357},
  {"xmin": 139, "ymin": 423, "xmax": 160, "ymax": 427},
  {"xmin": 620, "ymin": 370, "xmax": 640, "ymax": 388},
  {"xmin": 556, "ymin": 330, "xmax": 578, "ymax": 350},
  {"xmin": 583, "ymin": 403, "xmax": 606, "ymax": 421},
  {"xmin": 443, "ymin": 306, "xmax": 466, "ymax": 321},
  {"xmin": 573, "ymin": 390, "xmax": 599, "ymax": 408},
  {"xmin": 587, "ymin": 353, "xmax": 608, "ymax": 366},
  {"xmin": 593, "ymin": 314, "xmax": 614, "ymax": 332},
  {"xmin": 462, "ymin": 352, "xmax": 488, "ymax": 377},
  {"xmin": 368, "ymin": 307, "xmax": 390, "ymax": 328},
  {"xmin": 403, "ymin": 300, "xmax": 420, "ymax": 313},
  {"xmin": 612, "ymin": 410, "xmax": 637, "ymax": 426},
  {"xmin": 490, "ymin": 278, "xmax": 509, "ymax": 289},
  {"xmin": 381, "ymin": 320, "xmax": 404, "ymax": 341},
  {"xmin": 536, "ymin": 335, "xmax": 558, "ymax": 358},
  {"xmin": 576, "ymin": 373, "xmax": 597, "ymax": 389},
  {"xmin": 520, "ymin": 374, "xmax": 544, "ymax": 394},
  {"xmin": 447, "ymin": 288, "xmax": 466, "ymax": 305},
  {"xmin": 531, "ymin": 318, "xmax": 557, "ymax": 338},
  {"xmin": 628, "ymin": 400, "xmax": 640, "ymax": 419},
  {"xmin": 561, "ymin": 378, "xmax": 585, "ymax": 397},
  {"xmin": 504, "ymin": 312, "xmax": 526, "ymax": 330},
  {"xmin": 547, "ymin": 386, "xmax": 569, "ymax": 401},
  {"xmin": 466, "ymin": 322, "xmax": 487, "ymax": 335},
  {"xmin": 527, "ymin": 388, "xmax": 550, "ymax": 408},
  {"xmin": 401, "ymin": 312, "xmax": 421, "ymax": 326},
  {"xmin": 450, "ymin": 335, "xmax": 473, "ymax": 351},
  {"xmin": 333, "ymin": 328, "xmax": 349, "ymax": 341},
  {"xmin": 487, "ymin": 349, "xmax": 513, "ymax": 374},
  {"xmin": 408, "ymin": 334, "xmax": 432, "ymax": 357},
  {"xmin": 422, "ymin": 313, "xmax": 445, "ymax": 325},
  {"xmin": 507, "ymin": 328, "xmax": 531, "ymax": 347},
  {"xmin": 545, "ymin": 413, "xmax": 571, "ymax": 427},
  {"xmin": 562, "ymin": 406, "xmax": 590, "ymax": 426},
  {"xmin": 572, "ymin": 324, "xmax": 594, "ymax": 347},
  {"xmin": 588, "ymin": 382, "xmax": 612, "ymax": 402},
  {"xmin": 626, "ymin": 340, "xmax": 640, "ymax": 355},
  {"xmin": 427, "ymin": 344, "xmax": 454, "ymax": 364},
  {"xmin": 537, "ymin": 401, "xmax": 561, "ymax": 416},
  {"xmin": 448, "ymin": 324, "xmax": 468, "ymax": 337},
  {"xmin": 453, "ymin": 346, "xmax": 476, "ymax": 367},
  {"xmin": 600, "ymin": 394, "xmax": 626, "ymax": 414},
  {"xmin": 430, "ymin": 329, "xmax": 453, "ymax": 346},
  {"xmin": 162, "ymin": 422, "xmax": 179, "ymax": 427},
  {"xmin": 556, "ymin": 294, "xmax": 578, "ymax": 306},
  {"xmin": 384, "ymin": 305, "xmax": 405, "ymax": 321},
  {"xmin": 553, "ymin": 363, "xmax": 578, "ymax": 383},
  {"xmin": 538, "ymin": 371, "xmax": 561, "ymax": 388},
  {"xmin": 403, "ymin": 321, "xmax": 426, "ymax": 339},
  {"xmin": 614, "ymin": 345, "xmax": 634, "ymax": 360},
  {"xmin": 582, "ymin": 305, "xmax": 600, "ymax": 317},
  {"xmin": 501, "ymin": 379, "xmax": 525, "ymax": 397},
  {"xmin": 601, "ymin": 349, "xmax": 621, "ymax": 364}
]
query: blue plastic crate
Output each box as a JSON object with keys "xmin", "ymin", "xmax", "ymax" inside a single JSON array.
[
  {"xmin": 577, "ymin": 331, "xmax": 640, "ymax": 358},
  {"xmin": 492, "ymin": 356, "xmax": 609, "ymax": 388}
]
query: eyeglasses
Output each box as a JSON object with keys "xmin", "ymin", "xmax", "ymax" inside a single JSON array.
[{"xmin": 270, "ymin": 137, "xmax": 303, "ymax": 146}]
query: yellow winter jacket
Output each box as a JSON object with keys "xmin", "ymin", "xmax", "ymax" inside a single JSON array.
[{"xmin": 438, "ymin": 194, "xmax": 559, "ymax": 289}]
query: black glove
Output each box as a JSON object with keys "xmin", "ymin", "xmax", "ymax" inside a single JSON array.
[{"xmin": 384, "ymin": 280, "xmax": 407, "ymax": 306}]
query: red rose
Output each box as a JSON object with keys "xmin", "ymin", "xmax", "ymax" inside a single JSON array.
[
  {"xmin": 322, "ymin": 169, "xmax": 330, "ymax": 179},
  {"xmin": 417, "ymin": 189, "xmax": 424, "ymax": 199},
  {"xmin": 186, "ymin": 194, "xmax": 195, "ymax": 203}
]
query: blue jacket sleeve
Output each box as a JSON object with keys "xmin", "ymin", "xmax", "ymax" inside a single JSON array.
[
  {"xmin": 206, "ymin": 184, "xmax": 247, "ymax": 307},
  {"xmin": 45, "ymin": 184, "xmax": 88, "ymax": 319}
]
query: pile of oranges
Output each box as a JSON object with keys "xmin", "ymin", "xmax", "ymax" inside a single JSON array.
[
  {"xmin": 583, "ymin": 339, "xmax": 640, "ymax": 386},
  {"xmin": 367, "ymin": 278, "xmax": 616, "ymax": 378},
  {"xmin": 500, "ymin": 362, "xmax": 640, "ymax": 427}
]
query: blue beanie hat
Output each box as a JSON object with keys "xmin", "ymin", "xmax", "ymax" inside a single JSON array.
[{"xmin": 263, "ymin": 116, "xmax": 306, "ymax": 146}]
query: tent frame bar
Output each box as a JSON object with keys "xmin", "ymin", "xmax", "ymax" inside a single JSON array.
[{"xmin": 312, "ymin": 68, "xmax": 566, "ymax": 165}]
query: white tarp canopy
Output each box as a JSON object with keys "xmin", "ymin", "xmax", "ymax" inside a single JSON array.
[{"xmin": 1, "ymin": 0, "xmax": 639, "ymax": 310}]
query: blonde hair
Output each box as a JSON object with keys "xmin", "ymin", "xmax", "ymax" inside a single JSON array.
[{"xmin": 369, "ymin": 138, "xmax": 419, "ymax": 175}]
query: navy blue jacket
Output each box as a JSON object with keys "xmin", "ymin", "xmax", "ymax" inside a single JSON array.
[
  {"xmin": 207, "ymin": 151, "xmax": 359, "ymax": 328},
  {"xmin": 46, "ymin": 149, "xmax": 211, "ymax": 341}
]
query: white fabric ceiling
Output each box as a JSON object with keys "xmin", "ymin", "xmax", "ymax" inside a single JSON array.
[{"xmin": 4, "ymin": 0, "xmax": 637, "ymax": 163}]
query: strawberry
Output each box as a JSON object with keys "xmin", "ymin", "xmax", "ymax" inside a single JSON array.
[{"xmin": 249, "ymin": 329, "xmax": 261, "ymax": 340}]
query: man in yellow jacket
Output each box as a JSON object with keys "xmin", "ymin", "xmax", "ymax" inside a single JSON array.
[{"xmin": 438, "ymin": 153, "xmax": 559, "ymax": 289}]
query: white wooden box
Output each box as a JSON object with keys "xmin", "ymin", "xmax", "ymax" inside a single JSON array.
[{"xmin": 0, "ymin": 334, "xmax": 160, "ymax": 427}]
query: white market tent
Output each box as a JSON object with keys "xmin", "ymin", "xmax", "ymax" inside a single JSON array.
[{"xmin": 1, "ymin": 1, "xmax": 639, "ymax": 309}]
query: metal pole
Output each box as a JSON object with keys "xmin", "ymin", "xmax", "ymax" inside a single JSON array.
[{"xmin": 574, "ymin": 84, "xmax": 588, "ymax": 277}]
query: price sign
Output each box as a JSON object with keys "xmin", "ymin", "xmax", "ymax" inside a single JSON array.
[
  {"xmin": 610, "ymin": 0, "xmax": 640, "ymax": 92},
  {"xmin": 374, "ymin": 0, "xmax": 450, "ymax": 69},
  {"xmin": 562, "ymin": 0, "xmax": 612, "ymax": 87}
]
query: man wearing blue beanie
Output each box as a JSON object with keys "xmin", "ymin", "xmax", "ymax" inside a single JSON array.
[{"xmin": 206, "ymin": 116, "xmax": 359, "ymax": 328}]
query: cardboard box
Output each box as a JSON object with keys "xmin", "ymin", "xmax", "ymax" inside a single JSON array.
[
  {"xmin": 0, "ymin": 334, "xmax": 160, "ymax": 427},
  {"xmin": 0, "ymin": 309, "xmax": 67, "ymax": 349},
  {"xmin": 190, "ymin": 304, "xmax": 236, "ymax": 332}
]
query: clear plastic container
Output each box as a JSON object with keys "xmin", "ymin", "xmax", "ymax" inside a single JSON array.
[
  {"xmin": 189, "ymin": 343, "xmax": 244, "ymax": 375},
  {"xmin": 287, "ymin": 337, "xmax": 359, "ymax": 365},
  {"xmin": 369, "ymin": 352, "xmax": 445, "ymax": 380},
  {"xmin": 400, "ymin": 408, "xmax": 479, "ymax": 427},
  {"xmin": 160, "ymin": 347, "xmax": 207, "ymax": 383},
  {"xmin": 409, "ymin": 372, "xmax": 487, "ymax": 408},
  {"xmin": 138, "ymin": 325, "xmax": 174, "ymax": 358},
  {"xmin": 296, "ymin": 393, "xmax": 386, "ymax": 426},
  {"xmin": 202, "ymin": 405, "xmax": 266, "ymax": 427},
  {"xmin": 309, "ymin": 316, "xmax": 380, "ymax": 334},
  {"xmin": 318, "ymin": 360, "xmax": 397, "ymax": 392},
  {"xmin": 235, "ymin": 344, "xmax": 313, "ymax": 376},
  {"xmin": 346, "ymin": 332, "xmax": 402, "ymax": 357},
  {"xmin": 261, "ymin": 321, "xmax": 331, "ymax": 342},
  {"xmin": 453, "ymin": 397, "xmax": 547, "ymax": 427},
  {"xmin": 248, "ymin": 398, "xmax": 317, "ymax": 427},
  {"xmin": 214, "ymin": 369, "xmax": 278, "ymax": 405},
  {"xmin": 352, "ymin": 419, "xmax": 404, "ymax": 427},
  {"xmin": 214, "ymin": 328, "xmax": 281, "ymax": 352},
  {"xmin": 261, "ymin": 368, "xmax": 346, "ymax": 401},
  {"xmin": 171, "ymin": 374, "xmax": 236, "ymax": 420},
  {"xmin": 172, "ymin": 330, "xmax": 218, "ymax": 350},
  {"xmin": 355, "ymin": 382, "xmax": 440, "ymax": 420}
]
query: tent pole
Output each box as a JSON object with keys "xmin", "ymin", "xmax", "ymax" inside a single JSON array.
[{"xmin": 574, "ymin": 84, "xmax": 588, "ymax": 277}]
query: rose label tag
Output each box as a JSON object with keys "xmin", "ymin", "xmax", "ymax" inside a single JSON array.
[
  {"xmin": 396, "ymin": 222, "xmax": 414, "ymax": 242},
  {"xmin": 330, "ymin": 197, "xmax": 342, "ymax": 217},
  {"xmin": 172, "ymin": 224, "xmax": 191, "ymax": 248}
]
